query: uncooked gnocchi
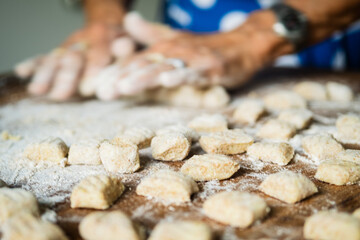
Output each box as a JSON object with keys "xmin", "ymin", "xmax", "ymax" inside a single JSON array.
[
  {"xmin": 2, "ymin": 212, "xmax": 68, "ymax": 240},
  {"xmin": 151, "ymin": 129, "xmax": 191, "ymax": 161},
  {"xmin": 24, "ymin": 137, "xmax": 68, "ymax": 164},
  {"xmin": 136, "ymin": 169, "xmax": 198, "ymax": 203},
  {"xmin": 202, "ymin": 86, "xmax": 230, "ymax": 109},
  {"xmin": 302, "ymin": 134, "xmax": 344, "ymax": 161},
  {"xmin": 293, "ymin": 81, "xmax": 327, "ymax": 101},
  {"xmin": 335, "ymin": 150, "xmax": 360, "ymax": 164},
  {"xmin": 70, "ymin": 174, "xmax": 125, "ymax": 209},
  {"xmin": 257, "ymin": 119, "xmax": 297, "ymax": 140},
  {"xmin": 354, "ymin": 208, "xmax": 360, "ymax": 219},
  {"xmin": 259, "ymin": 171, "xmax": 318, "ymax": 203},
  {"xmin": 315, "ymin": 160, "xmax": 360, "ymax": 185},
  {"xmin": 203, "ymin": 191, "xmax": 269, "ymax": 228},
  {"xmin": 278, "ymin": 109, "xmax": 313, "ymax": 130},
  {"xmin": 0, "ymin": 188, "xmax": 39, "ymax": 223},
  {"xmin": 149, "ymin": 220, "xmax": 212, "ymax": 240},
  {"xmin": 99, "ymin": 140, "xmax": 140, "ymax": 173},
  {"xmin": 113, "ymin": 127, "xmax": 155, "ymax": 149},
  {"xmin": 68, "ymin": 139, "xmax": 102, "ymax": 165},
  {"xmin": 181, "ymin": 154, "xmax": 240, "ymax": 181},
  {"xmin": 188, "ymin": 114, "xmax": 228, "ymax": 133},
  {"xmin": 304, "ymin": 211, "xmax": 360, "ymax": 240},
  {"xmin": 336, "ymin": 114, "xmax": 360, "ymax": 142},
  {"xmin": 247, "ymin": 142, "xmax": 294, "ymax": 166},
  {"xmin": 233, "ymin": 99, "xmax": 265, "ymax": 124},
  {"xmin": 326, "ymin": 81, "xmax": 354, "ymax": 102},
  {"xmin": 199, "ymin": 129, "xmax": 254, "ymax": 155},
  {"xmin": 263, "ymin": 90, "xmax": 306, "ymax": 110},
  {"xmin": 79, "ymin": 211, "xmax": 144, "ymax": 240}
]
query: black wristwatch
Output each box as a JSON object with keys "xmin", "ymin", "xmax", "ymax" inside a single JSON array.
[{"xmin": 270, "ymin": 3, "xmax": 308, "ymax": 48}]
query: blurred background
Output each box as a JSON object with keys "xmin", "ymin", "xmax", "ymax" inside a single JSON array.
[{"xmin": 0, "ymin": 0, "xmax": 161, "ymax": 72}]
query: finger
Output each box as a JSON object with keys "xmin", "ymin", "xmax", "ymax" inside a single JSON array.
[
  {"xmin": 111, "ymin": 37, "xmax": 136, "ymax": 60},
  {"xmin": 158, "ymin": 68, "xmax": 206, "ymax": 88},
  {"xmin": 79, "ymin": 45, "xmax": 112, "ymax": 97},
  {"xmin": 48, "ymin": 51, "xmax": 83, "ymax": 101},
  {"xmin": 116, "ymin": 62, "xmax": 175, "ymax": 96},
  {"xmin": 14, "ymin": 56, "xmax": 43, "ymax": 79},
  {"xmin": 28, "ymin": 50, "xmax": 63, "ymax": 96},
  {"xmin": 124, "ymin": 12, "xmax": 179, "ymax": 45},
  {"xmin": 95, "ymin": 64, "xmax": 122, "ymax": 100}
]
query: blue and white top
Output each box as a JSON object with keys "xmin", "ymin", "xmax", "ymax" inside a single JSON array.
[{"xmin": 163, "ymin": 0, "xmax": 360, "ymax": 70}]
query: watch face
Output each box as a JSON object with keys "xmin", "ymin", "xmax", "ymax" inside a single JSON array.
[{"xmin": 284, "ymin": 13, "xmax": 301, "ymax": 31}]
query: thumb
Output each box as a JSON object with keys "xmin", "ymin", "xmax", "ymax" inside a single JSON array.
[{"xmin": 124, "ymin": 12, "xmax": 179, "ymax": 46}]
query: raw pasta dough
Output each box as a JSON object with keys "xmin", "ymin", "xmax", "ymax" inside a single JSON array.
[
  {"xmin": 304, "ymin": 211, "xmax": 360, "ymax": 240},
  {"xmin": 326, "ymin": 82, "xmax": 354, "ymax": 102},
  {"xmin": 259, "ymin": 171, "xmax": 318, "ymax": 203},
  {"xmin": 100, "ymin": 140, "xmax": 140, "ymax": 173},
  {"xmin": 70, "ymin": 174, "xmax": 125, "ymax": 209},
  {"xmin": 79, "ymin": 211, "xmax": 144, "ymax": 240},
  {"xmin": 149, "ymin": 220, "xmax": 212, "ymax": 240},
  {"xmin": 302, "ymin": 134, "xmax": 344, "ymax": 161},
  {"xmin": 336, "ymin": 114, "xmax": 360, "ymax": 142},
  {"xmin": 2, "ymin": 212, "xmax": 68, "ymax": 240},
  {"xmin": 278, "ymin": 109, "xmax": 313, "ymax": 130},
  {"xmin": 233, "ymin": 99, "xmax": 265, "ymax": 124},
  {"xmin": 247, "ymin": 142, "xmax": 294, "ymax": 166},
  {"xmin": 293, "ymin": 81, "xmax": 327, "ymax": 101},
  {"xmin": 203, "ymin": 191, "xmax": 269, "ymax": 228},
  {"xmin": 199, "ymin": 129, "xmax": 254, "ymax": 155},
  {"xmin": 113, "ymin": 127, "xmax": 155, "ymax": 149},
  {"xmin": 24, "ymin": 137, "xmax": 68, "ymax": 164},
  {"xmin": 136, "ymin": 169, "xmax": 198, "ymax": 203},
  {"xmin": 68, "ymin": 139, "xmax": 102, "ymax": 165},
  {"xmin": 181, "ymin": 154, "xmax": 240, "ymax": 181},
  {"xmin": 188, "ymin": 114, "xmax": 228, "ymax": 133},
  {"xmin": 315, "ymin": 160, "xmax": 360, "ymax": 185},
  {"xmin": 263, "ymin": 90, "xmax": 306, "ymax": 110},
  {"xmin": 257, "ymin": 119, "xmax": 297, "ymax": 140},
  {"xmin": 0, "ymin": 188, "xmax": 39, "ymax": 223}
]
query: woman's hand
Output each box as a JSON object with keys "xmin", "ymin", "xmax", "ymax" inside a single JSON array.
[
  {"xmin": 96, "ymin": 10, "xmax": 294, "ymax": 100},
  {"xmin": 14, "ymin": 22, "xmax": 135, "ymax": 100}
]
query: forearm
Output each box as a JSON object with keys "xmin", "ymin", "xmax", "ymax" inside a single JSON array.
[
  {"xmin": 84, "ymin": 0, "xmax": 128, "ymax": 25},
  {"xmin": 286, "ymin": 0, "xmax": 360, "ymax": 46}
]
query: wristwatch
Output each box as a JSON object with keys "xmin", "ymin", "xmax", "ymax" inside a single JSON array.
[{"xmin": 270, "ymin": 3, "xmax": 308, "ymax": 48}]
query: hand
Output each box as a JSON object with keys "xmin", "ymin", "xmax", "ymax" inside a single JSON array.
[
  {"xmin": 14, "ymin": 22, "xmax": 134, "ymax": 100},
  {"xmin": 96, "ymin": 11, "xmax": 294, "ymax": 100}
]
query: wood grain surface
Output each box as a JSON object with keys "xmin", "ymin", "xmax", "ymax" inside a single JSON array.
[{"xmin": 1, "ymin": 68, "xmax": 360, "ymax": 240}]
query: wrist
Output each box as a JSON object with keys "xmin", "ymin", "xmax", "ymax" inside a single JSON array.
[
  {"xmin": 85, "ymin": 0, "xmax": 125, "ymax": 26},
  {"xmin": 229, "ymin": 10, "xmax": 295, "ymax": 63}
]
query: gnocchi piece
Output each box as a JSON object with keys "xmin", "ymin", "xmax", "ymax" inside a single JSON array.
[
  {"xmin": 136, "ymin": 169, "xmax": 199, "ymax": 203},
  {"xmin": 149, "ymin": 220, "xmax": 212, "ymax": 240},
  {"xmin": 335, "ymin": 150, "xmax": 360, "ymax": 164},
  {"xmin": 68, "ymin": 139, "xmax": 102, "ymax": 165},
  {"xmin": 257, "ymin": 119, "xmax": 297, "ymax": 140},
  {"xmin": 23, "ymin": 137, "xmax": 68, "ymax": 164},
  {"xmin": 99, "ymin": 140, "xmax": 140, "ymax": 173},
  {"xmin": 70, "ymin": 174, "xmax": 125, "ymax": 209},
  {"xmin": 315, "ymin": 160, "xmax": 360, "ymax": 185},
  {"xmin": 259, "ymin": 171, "xmax": 318, "ymax": 203},
  {"xmin": 151, "ymin": 132, "xmax": 191, "ymax": 161},
  {"xmin": 199, "ymin": 129, "xmax": 254, "ymax": 155},
  {"xmin": 326, "ymin": 81, "xmax": 354, "ymax": 102},
  {"xmin": 113, "ymin": 127, "xmax": 155, "ymax": 149},
  {"xmin": 202, "ymin": 86, "xmax": 230, "ymax": 109},
  {"xmin": 156, "ymin": 124, "xmax": 199, "ymax": 141},
  {"xmin": 304, "ymin": 211, "xmax": 360, "ymax": 240},
  {"xmin": 277, "ymin": 109, "xmax": 313, "ymax": 130},
  {"xmin": 188, "ymin": 114, "xmax": 228, "ymax": 133},
  {"xmin": 336, "ymin": 114, "xmax": 360, "ymax": 142},
  {"xmin": 233, "ymin": 99, "xmax": 265, "ymax": 125},
  {"xmin": 79, "ymin": 211, "xmax": 144, "ymax": 240},
  {"xmin": 247, "ymin": 142, "xmax": 294, "ymax": 166},
  {"xmin": 353, "ymin": 208, "xmax": 360, "ymax": 219},
  {"xmin": 169, "ymin": 85, "xmax": 204, "ymax": 108},
  {"xmin": 263, "ymin": 90, "xmax": 306, "ymax": 111},
  {"xmin": 302, "ymin": 134, "xmax": 344, "ymax": 161},
  {"xmin": 0, "ymin": 188, "xmax": 39, "ymax": 223},
  {"xmin": 203, "ymin": 191, "xmax": 269, "ymax": 228},
  {"xmin": 2, "ymin": 212, "xmax": 68, "ymax": 240},
  {"xmin": 293, "ymin": 81, "xmax": 327, "ymax": 101},
  {"xmin": 181, "ymin": 154, "xmax": 240, "ymax": 181}
]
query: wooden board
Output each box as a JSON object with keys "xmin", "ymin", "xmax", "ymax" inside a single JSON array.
[{"xmin": 1, "ymin": 68, "xmax": 360, "ymax": 240}]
